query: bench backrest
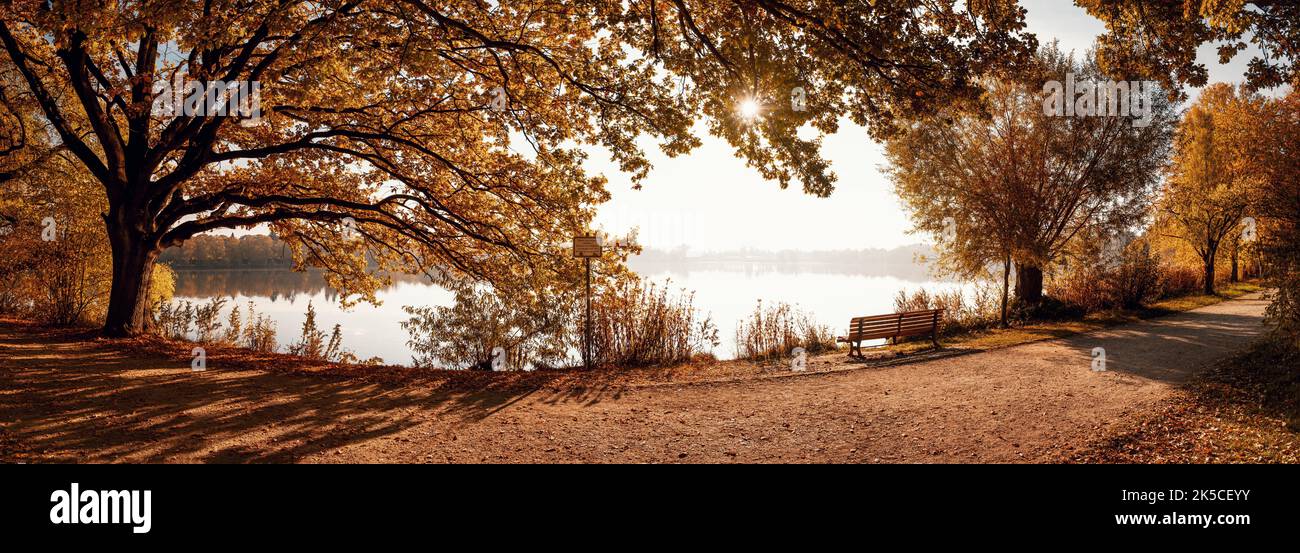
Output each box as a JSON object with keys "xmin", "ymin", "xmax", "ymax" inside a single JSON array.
[{"xmin": 845, "ymin": 309, "xmax": 944, "ymax": 340}]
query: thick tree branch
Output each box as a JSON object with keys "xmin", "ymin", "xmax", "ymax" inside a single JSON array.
[{"xmin": 0, "ymin": 21, "xmax": 114, "ymax": 189}]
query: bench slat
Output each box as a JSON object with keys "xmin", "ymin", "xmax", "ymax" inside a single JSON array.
[
  {"xmin": 843, "ymin": 324, "xmax": 941, "ymax": 337},
  {"xmin": 849, "ymin": 317, "xmax": 940, "ymax": 330},
  {"xmin": 850, "ymin": 309, "xmax": 942, "ymax": 321},
  {"xmin": 850, "ymin": 315, "xmax": 903, "ymax": 324},
  {"xmin": 850, "ymin": 322, "xmax": 908, "ymax": 332}
]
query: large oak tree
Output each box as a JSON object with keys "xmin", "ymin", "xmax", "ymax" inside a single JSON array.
[{"xmin": 0, "ymin": 1, "xmax": 1034, "ymax": 336}]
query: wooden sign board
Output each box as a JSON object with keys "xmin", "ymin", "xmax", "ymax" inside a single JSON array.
[{"xmin": 572, "ymin": 236, "xmax": 602, "ymax": 258}]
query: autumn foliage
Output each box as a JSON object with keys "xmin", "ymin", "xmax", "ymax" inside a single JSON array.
[{"xmin": 0, "ymin": 0, "xmax": 1037, "ymax": 338}]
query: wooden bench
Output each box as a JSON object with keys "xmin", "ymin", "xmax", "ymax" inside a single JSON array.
[{"xmin": 836, "ymin": 309, "xmax": 944, "ymax": 357}]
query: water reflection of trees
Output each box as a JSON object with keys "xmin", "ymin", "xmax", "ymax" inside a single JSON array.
[
  {"xmin": 177, "ymin": 260, "xmax": 947, "ymax": 301},
  {"xmin": 174, "ymin": 269, "xmax": 424, "ymax": 300}
]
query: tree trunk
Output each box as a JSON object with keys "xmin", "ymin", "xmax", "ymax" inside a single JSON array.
[
  {"xmin": 102, "ymin": 213, "xmax": 159, "ymax": 337},
  {"xmin": 1202, "ymin": 256, "xmax": 1216, "ymax": 295},
  {"xmin": 1230, "ymin": 245, "xmax": 1240, "ymax": 283},
  {"xmin": 1014, "ymin": 262, "xmax": 1043, "ymax": 304},
  {"xmin": 1000, "ymin": 255, "xmax": 1010, "ymax": 328},
  {"xmin": 1200, "ymin": 235, "xmax": 1221, "ymax": 295}
]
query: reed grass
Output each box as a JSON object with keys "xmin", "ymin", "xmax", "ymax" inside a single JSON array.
[
  {"xmin": 588, "ymin": 279, "xmax": 719, "ymax": 367},
  {"xmin": 733, "ymin": 300, "xmax": 838, "ymax": 362},
  {"xmin": 893, "ymin": 283, "xmax": 1001, "ymax": 335},
  {"xmin": 156, "ymin": 297, "xmax": 279, "ymax": 352}
]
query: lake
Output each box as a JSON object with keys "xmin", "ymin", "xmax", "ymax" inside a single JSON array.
[{"xmin": 172, "ymin": 260, "xmax": 967, "ymax": 366}]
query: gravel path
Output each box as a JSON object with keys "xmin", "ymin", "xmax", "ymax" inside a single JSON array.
[{"xmin": 0, "ymin": 293, "xmax": 1269, "ymax": 463}]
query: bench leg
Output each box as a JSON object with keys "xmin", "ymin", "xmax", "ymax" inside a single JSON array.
[{"xmin": 931, "ymin": 329, "xmax": 940, "ymax": 349}]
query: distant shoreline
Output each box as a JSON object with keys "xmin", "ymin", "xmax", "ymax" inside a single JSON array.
[{"xmin": 170, "ymin": 261, "xmax": 952, "ymax": 282}]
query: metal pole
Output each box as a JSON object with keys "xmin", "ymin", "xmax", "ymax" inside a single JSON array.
[{"xmin": 584, "ymin": 256, "xmax": 592, "ymax": 370}]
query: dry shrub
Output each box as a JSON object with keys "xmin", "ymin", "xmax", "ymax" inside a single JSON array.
[
  {"xmin": 38, "ymin": 237, "xmax": 109, "ymax": 325},
  {"xmin": 0, "ymin": 227, "xmax": 173, "ymax": 326},
  {"xmin": 403, "ymin": 282, "xmax": 573, "ymax": 371},
  {"xmin": 288, "ymin": 300, "xmax": 354, "ymax": 362},
  {"xmin": 1108, "ymin": 249, "xmax": 1161, "ymax": 308},
  {"xmin": 893, "ymin": 283, "xmax": 1000, "ymax": 334},
  {"xmin": 589, "ymin": 279, "xmax": 719, "ymax": 367},
  {"xmin": 403, "ymin": 277, "xmax": 715, "ymax": 370},
  {"xmin": 193, "ymin": 296, "xmax": 227, "ymax": 342},
  {"xmin": 734, "ymin": 300, "xmax": 838, "ymax": 362},
  {"xmin": 156, "ymin": 296, "xmax": 231, "ymax": 343},
  {"xmin": 1050, "ymin": 246, "xmax": 1169, "ymax": 310},
  {"xmin": 1047, "ymin": 266, "xmax": 1107, "ymax": 312},
  {"xmin": 162, "ymin": 298, "xmax": 277, "ymax": 352},
  {"xmin": 240, "ymin": 302, "xmax": 279, "ymax": 353},
  {"xmin": 1268, "ymin": 269, "xmax": 1300, "ymax": 349},
  {"xmin": 1159, "ymin": 265, "xmax": 1202, "ymax": 298},
  {"xmin": 1055, "ymin": 242, "xmax": 1190, "ymax": 308},
  {"xmin": 155, "ymin": 300, "xmax": 194, "ymax": 340}
]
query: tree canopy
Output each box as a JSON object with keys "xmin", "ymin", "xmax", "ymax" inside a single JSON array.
[
  {"xmin": 1080, "ymin": 0, "xmax": 1300, "ymax": 93},
  {"xmin": 1239, "ymin": 89, "xmax": 1300, "ymax": 340},
  {"xmin": 885, "ymin": 44, "xmax": 1175, "ymax": 305},
  {"xmin": 0, "ymin": 0, "xmax": 1037, "ymax": 336},
  {"xmin": 1157, "ymin": 83, "xmax": 1261, "ymax": 294}
]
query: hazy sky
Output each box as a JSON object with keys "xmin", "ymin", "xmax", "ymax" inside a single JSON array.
[{"xmin": 589, "ymin": 0, "xmax": 1265, "ymax": 253}]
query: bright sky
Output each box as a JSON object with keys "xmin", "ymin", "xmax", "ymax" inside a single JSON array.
[{"xmin": 589, "ymin": 0, "xmax": 1266, "ymax": 253}]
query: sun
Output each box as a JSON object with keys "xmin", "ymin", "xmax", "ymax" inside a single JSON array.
[{"xmin": 738, "ymin": 98, "xmax": 762, "ymax": 120}]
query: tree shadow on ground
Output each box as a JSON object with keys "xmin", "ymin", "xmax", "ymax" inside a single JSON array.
[
  {"xmin": 1030, "ymin": 306, "xmax": 1267, "ymax": 384},
  {"xmin": 0, "ymin": 298, "xmax": 1267, "ymax": 463},
  {"xmin": 0, "ymin": 322, "xmax": 567, "ymax": 463}
]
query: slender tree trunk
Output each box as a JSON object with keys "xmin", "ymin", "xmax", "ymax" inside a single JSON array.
[
  {"xmin": 1000, "ymin": 254, "xmax": 1010, "ymax": 328},
  {"xmin": 102, "ymin": 209, "xmax": 160, "ymax": 337},
  {"xmin": 1200, "ymin": 236, "xmax": 1221, "ymax": 295},
  {"xmin": 1014, "ymin": 262, "xmax": 1043, "ymax": 304},
  {"xmin": 1230, "ymin": 243, "xmax": 1240, "ymax": 283},
  {"xmin": 1202, "ymin": 254, "xmax": 1217, "ymax": 295}
]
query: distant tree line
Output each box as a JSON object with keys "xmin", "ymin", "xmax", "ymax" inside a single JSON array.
[
  {"xmin": 163, "ymin": 234, "xmax": 939, "ymax": 274},
  {"xmin": 158, "ymin": 235, "xmax": 294, "ymax": 269}
]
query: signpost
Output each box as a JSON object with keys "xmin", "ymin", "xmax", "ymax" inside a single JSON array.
[{"xmin": 572, "ymin": 235, "xmax": 602, "ymax": 370}]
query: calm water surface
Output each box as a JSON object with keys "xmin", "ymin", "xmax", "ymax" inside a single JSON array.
[{"xmin": 172, "ymin": 262, "xmax": 967, "ymax": 366}]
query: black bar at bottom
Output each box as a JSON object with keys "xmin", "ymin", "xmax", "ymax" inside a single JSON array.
[{"xmin": 0, "ymin": 464, "xmax": 1290, "ymax": 542}]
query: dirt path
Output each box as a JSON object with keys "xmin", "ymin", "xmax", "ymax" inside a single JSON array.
[{"xmin": 0, "ymin": 294, "xmax": 1269, "ymax": 463}]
